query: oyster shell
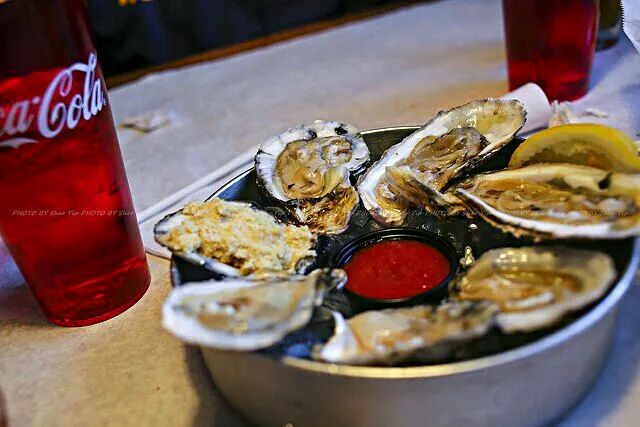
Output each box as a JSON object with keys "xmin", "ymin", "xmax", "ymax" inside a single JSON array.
[
  {"xmin": 312, "ymin": 301, "xmax": 498, "ymax": 366},
  {"xmin": 154, "ymin": 198, "xmax": 316, "ymax": 276},
  {"xmin": 255, "ymin": 120, "xmax": 369, "ymax": 234},
  {"xmin": 162, "ymin": 268, "xmax": 347, "ymax": 351},
  {"xmin": 358, "ymin": 99, "xmax": 526, "ymax": 225},
  {"xmin": 455, "ymin": 163, "xmax": 640, "ymax": 239},
  {"xmin": 452, "ymin": 246, "xmax": 616, "ymax": 333}
]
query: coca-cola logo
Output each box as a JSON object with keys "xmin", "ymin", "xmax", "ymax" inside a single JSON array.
[{"xmin": 0, "ymin": 53, "xmax": 107, "ymax": 149}]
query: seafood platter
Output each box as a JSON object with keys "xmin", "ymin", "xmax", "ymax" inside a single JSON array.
[{"xmin": 155, "ymin": 99, "xmax": 640, "ymax": 427}]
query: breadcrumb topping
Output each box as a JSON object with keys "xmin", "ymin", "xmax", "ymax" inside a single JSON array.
[{"xmin": 159, "ymin": 199, "xmax": 316, "ymax": 274}]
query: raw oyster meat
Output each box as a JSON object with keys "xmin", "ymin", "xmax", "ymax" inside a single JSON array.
[
  {"xmin": 163, "ymin": 269, "xmax": 347, "ymax": 351},
  {"xmin": 455, "ymin": 163, "xmax": 640, "ymax": 239},
  {"xmin": 358, "ymin": 99, "xmax": 526, "ymax": 225},
  {"xmin": 255, "ymin": 120, "xmax": 369, "ymax": 234},
  {"xmin": 452, "ymin": 246, "xmax": 616, "ymax": 333},
  {"xmin": 154, "ymin": 198, "xmax": 316, "ymax": 276},
  {"xmin": 313, "ymin": 301, "xmax": 498, "ymax": 366}
]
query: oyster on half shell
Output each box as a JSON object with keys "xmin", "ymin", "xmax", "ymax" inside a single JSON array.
[
  {"xmin": 385, "ymin": 127, "xmax": 488, "ymax": 216},
  {"xmin": 312, "ymin": 301, "xmax": 498, "ymax": 366},
  {"xmin": 163, "ymin": 269, "xmax": 347, "ymax": 351},
  {"xmin": 358, "ymin": 99, "xmax": 526, "ymax": 225},
  {"xmin": 255, "ymin": 120, "xmax": 370, "ymax": 234},
  {"xmin": 455, "ymin": 163, "xmax": 640, "ymax": 239},
  {"xmin": 154, "ymin": 198, "xmax": 316, "ymax": 277},
  {"xmin": 451, "ymin": 246, "xmax": 616, "ymax": 333}
]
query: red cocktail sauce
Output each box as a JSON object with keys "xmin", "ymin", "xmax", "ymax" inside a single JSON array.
[{"xmin": 344, "ymin": 239, "xmax": 451, "ymax": 300}]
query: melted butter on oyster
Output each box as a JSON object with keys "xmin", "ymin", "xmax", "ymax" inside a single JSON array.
[
  {"xmin": 373, "ymin": 128, "xmax": 486, "ymax": 217},
  {"xmin": 467, "ymin": 178, "xmax": 637, "ymax": 224},
  {"xmin": 402, "ymin": 127, "xmax": 487, "ymax": 190},
  {"xmin": 290, "ymin": 185, "xmax": 360, "ymax": 235},
  {"xmin": 358, "ymin": 99, "xmax": 526, "ymax": 225},
  {"xmin": 459, "ymin": 269, "xmax": 581, "ymax": 312},
  {"xmin": 452, "ymin": 246, "xmax": 616, "ymax": 333},
  {"xmin": 455, "ymin": 163, "xmax": 640, "ymax": 239},
  {"xmin": 373, "ymin": 176, "xmax": 410, "ymax": 215},
  {"xmin": 155, "ymin": 198, "xmax": 316, "ymax": 275},
  {"xmin": 255, "ymin": 120, "xmax": 369, "ymax": 234},
  {"xmin": 274, "ymin": 136, "xmax": 355, "ymax": 200},
  {"xmin": 193, "ymin": 281, "xmax": 309, "ymax": 334}
]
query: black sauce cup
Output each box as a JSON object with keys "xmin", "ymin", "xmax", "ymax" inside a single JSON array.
[{"xmin": 332, "ymin": 228, "xmax": 459, "ymax": 311}]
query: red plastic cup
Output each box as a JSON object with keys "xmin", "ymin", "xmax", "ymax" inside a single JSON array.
[
  {"xmin": 0, "ymin": 0, "xmax": 150, "ymax": 326},
  {"xmin": 0, "ymin": 386, "xmax": 6, "ymax": 427},
  {"xmin": 502, "ymin": 0, "xmax": 599, "ymax": 102}
]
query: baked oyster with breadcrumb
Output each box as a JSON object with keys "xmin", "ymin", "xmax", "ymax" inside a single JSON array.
[{"xmin": 154, "ymin": 198, "xmax": 316, "ymax": 277}]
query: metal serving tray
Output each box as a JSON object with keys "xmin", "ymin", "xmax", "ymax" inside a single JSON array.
[{"xmin": 171, "ymin": 126, "xmax": 640, "ymax": 427}]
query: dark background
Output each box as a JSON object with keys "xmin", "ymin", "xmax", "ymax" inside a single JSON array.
[{"xmin": 88, "ymin": 0, "xmax": 416, "ymax": 77}]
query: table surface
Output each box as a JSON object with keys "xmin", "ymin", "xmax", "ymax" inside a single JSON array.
[{"xmin": 2, "ymin": 0, "xmax": 640, "ymax": 426}]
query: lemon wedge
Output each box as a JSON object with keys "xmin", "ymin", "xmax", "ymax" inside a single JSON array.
[{"xmin": 509, "ymin": 124, "xmax": 640, "ymax": 172}]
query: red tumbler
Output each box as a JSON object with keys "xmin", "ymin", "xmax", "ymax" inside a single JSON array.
[
  {"xmin": 0, "ymin": 0, "xmax": 150, "ymax": 326},
  {"xmin": 502, "ymin": 0, "xmax": 599, "ymax": 101},
  {"xmin": 0, "ymin": 386, "xmax": 5, "ymax": 427}
]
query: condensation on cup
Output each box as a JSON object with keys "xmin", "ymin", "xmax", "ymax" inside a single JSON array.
[{"xmin": 0, "ymin": 0, "xmax": 150, "ymax": 326}]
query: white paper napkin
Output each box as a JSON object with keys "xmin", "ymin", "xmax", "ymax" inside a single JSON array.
[
  {"xmin": 500, "ymin": 83, "xmax": 552, "ymax": 135},
  {"xmin": 623, "ymin": 0, "xmax": 640, "ymax": 54},
  {"xmin": 140, "ymin": 84, "xmax": 553, "ymax": 259}
]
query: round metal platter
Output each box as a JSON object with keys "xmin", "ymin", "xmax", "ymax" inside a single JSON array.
[{"xmin": 170, "ymin": 126, "xmax": 640, "ymax": 427}]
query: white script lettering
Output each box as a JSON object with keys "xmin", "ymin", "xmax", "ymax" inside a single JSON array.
[{"xmin": 0, "ymin": 53, "xmax": 107, "ymax": 146}]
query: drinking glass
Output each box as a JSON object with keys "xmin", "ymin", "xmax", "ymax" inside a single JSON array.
[
  {"xmin": 0, "ymin": 386, "xmax": 6, "ymax": 427},
  {"xmin": 502, "ymin": 0, "xmax": 599, "ymax": 101},
  {"xmin": 0, "ymin": 0, "xmax": 150, "ymax": 326},
  {"xmin": 597, "ymin": 0, "xmax": 623, "ymax": 50}
]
